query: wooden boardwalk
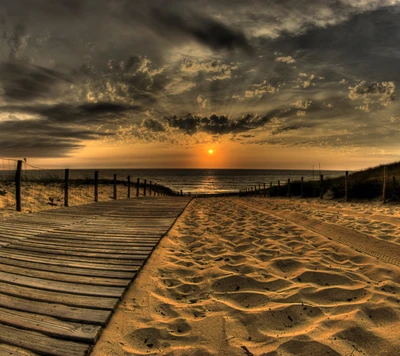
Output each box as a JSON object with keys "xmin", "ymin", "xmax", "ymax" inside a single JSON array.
[{"xmin": 0, "ymin": 197, "xmax": 191, "ymax": 356}]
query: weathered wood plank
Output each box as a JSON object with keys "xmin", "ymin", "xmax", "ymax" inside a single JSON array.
[
  {"xmin": 0, "ymin": 249, "xmax": 147, "ymax": 266},
  {"xmin": 0, "ymin": 251, "xmax": 139, "ymax": 271},
  {"xmin": 3, "ymin": 243, "xmax": 152, "ymax": 257},
  {"xmin": 0, "ymin": 293, "xmax": 110, "ymax": 326},
  {"xmin": 0, "ymin": 271, "xmax": 124, "ymax": 297},
  {"xmin": 0, "ymin": 324, "xmax": 89, "ymax": 356},
  {"xmin": 0, "ymin": 263, "xmax": 130, "ymax": 287},
  {"xmin": 0, "ymin": 306, "xmax": 101, "ymax": 342},
  {"xmin": 0, "ymin": 257, "xmax": 135, "ymax": 279},
  {"xmin": 25, "ymin": 237, "xmax": 159, "ymax": 248},
  {"xmin": 0, "ymin": 343, "xmax": 38, "ymax": 356},
  {"xmin": 0, "ymin": 282, "xmax": 117, "ymax": 310}
]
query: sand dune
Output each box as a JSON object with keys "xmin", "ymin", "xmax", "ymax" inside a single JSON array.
[{"xmin": 92, "ymin": 197, "xmax": 400, "ymax": 355}]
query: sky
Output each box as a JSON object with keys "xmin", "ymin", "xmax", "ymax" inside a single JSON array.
[{"xmin": 1, "ymin": 0, "xmax": 400, "ymax": 169}]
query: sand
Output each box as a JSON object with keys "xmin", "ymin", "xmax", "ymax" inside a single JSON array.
[{"xmin": 91, "ymin": 197, "xmax": 400, "ymax": 356}]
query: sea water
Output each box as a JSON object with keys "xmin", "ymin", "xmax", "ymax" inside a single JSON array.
[
  {"xmin": 1, "ymin": 168, "xmax": 345, "ymax": 194},
  {"xmin": 73, "ymin": 169, "xmax": 344, "ymax": 194}
]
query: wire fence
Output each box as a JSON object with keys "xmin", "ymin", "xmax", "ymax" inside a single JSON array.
[
  {"xmin": 0, "ymin": 159, "xmax": 178, "ymax": 217},
  {"xmin": 239, "ymin": 166, "xmax": 400, "ymax": 202}
]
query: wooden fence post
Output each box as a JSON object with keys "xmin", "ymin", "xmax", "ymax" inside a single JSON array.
[
  {"xmin": 345, "ymin": 171, "xmax": 348, "ymax": 202},
  {"xmin": 64, "ymin": 169, "xmax": 69, "ymax": 207},
  {"xmin": 277, "ymin": 180, "xmax": 280, "ymax": 196},
  {"xmin": 258, "ymin": 184, "xmax": 261, "ymax": 195},
  {"xmin": 382, "ymin": 165, "xmax": 387, "ymax": 203},
  {"xmin": 392, "ymin": 175, "xmax": 396, "ymax": 197},
  {"xmin": 15, "ymin": 160, "xmax": 22, "ymax": 212},
  {"xmin": 144, "ymin": 179, "xmax": 147, "ymax": 196},
  {"xmin": 94, "ymin": 171, "xmax": 99, "ymax": 202},
  {"xmin": 263, "ymin": 183, "xmax": 266, "ymax": 197},
  {"xmin": 127, "ymin": 175, "xmax": 131, "ymax": 198},
  {"xmin": 136, "ymin": 178, "xmax": 140, "ymax": 197},
  {"xmin": 149, "ymin": 181, "xmax": 152, "ymax": 196},
  {"xmin": 287, "ymin": 179, "xmax": 291, "ymax": 197},
  {"xmin": 319, "ymin": 174, "xmax": 324, "ymax": 199},
  {"xmin": 300, "ymin": 177, "xmax": 304, "ymax": 198},
  {"xmin": 113, "ymin": 174, "xmax": 117, "ymax": 199}
]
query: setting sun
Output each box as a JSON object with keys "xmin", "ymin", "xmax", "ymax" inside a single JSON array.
[{"xmin": 208, "ymin": 149, "xmax": 214, "ymax": 154}]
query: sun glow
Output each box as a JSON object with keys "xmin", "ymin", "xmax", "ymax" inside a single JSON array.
[{"xmin": 208, "ymin": 149, "xmax": 214, "ymax": 154}]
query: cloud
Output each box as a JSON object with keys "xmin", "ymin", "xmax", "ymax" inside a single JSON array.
[
  {"xmin": 3, "ymin": 22, "xmax": 30, "ymax": 60},
  {"xmin": 197, "ymin": 94, "xmax": 208, "ymax": 109},
  {"xmin": 293, "ymin": 99, "xmax": 312, "ymax": 109},
  {"xmin": 150, "ymin": 8, "xmax": 253, "ymax": 54},
  {"xmin": 275, "ymin": 56, "xmax": 295, "ymax": 64},
  {"xmin": 2, "ymin": 101, "xmax": 139, "ymax": 125},
  {"xmin": 163, "ymin": 109, "xmax": 294, "ymax": 136},
  {"xmin": 233, "ymin": 80, "xmax": 278, "ymax": 101},
  {"xmin": 141, "ymin": 118, "xmax": 166, "ymax": 132},
  {"xmin": 0, "ymin": 101, "xmax": 139, "ymax": 157},
  {"xmin": 348, "ymin": 81, "xmax": 395, "ymax": 112},
  {"xmin": 0, "ymin": 61, "xmax": 71, "ymax": 102},
  {"xmin": 180, "ymin": 59, "xmax": 239, "ymax": 81}
]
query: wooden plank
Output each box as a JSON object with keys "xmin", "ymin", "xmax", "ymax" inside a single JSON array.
[
  {"xmin": 25, "ymin": 236, "xmax": 158, "ymax": 248},
  {"xmin": 0, "ymin": 263, "xmax": 130, "ymax": 287},
  {"xmin": 0, "ymin": 324, "xmax": 89, "ymax": 356},
  {"xmin": 0, "ymin": 282, "xmax": 117, "ymax": 310},
  {"xmin": 0, "ymin": 306, "xmax": 101, "ymax": 342},
  {"xmin": 0, "ymin": 249, "xmax": 147, "ymax": 266},
  {"xmin": 0, "ymin": 271, "xmax": 124, "ymax": 297},
  {"xmin": 0, "ymin": 256, "xmax": 135, "ymax": 279},
  {"xmin": 0, "ymin": 293, "xmax": 110, "ymax": 325},
  {"xmin": 0, "ymin": 251, "xmax": 139, "ymax": 271},
  {"xmin": 5, "ymin": 241, "xmax": 153, "ymax": 255},
  {"xmin": 0, "ymin": 343, "xmax": 38, "ymax": 356}
]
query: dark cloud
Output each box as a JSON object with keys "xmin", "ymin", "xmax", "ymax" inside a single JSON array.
[
  {"xmin": 2, "ymin": 101, "xmax": 140, "ymax": 125},
  {"xmin": 0, "ymin": 119, "xmax": 110, "ymax": 157},
  {"xmin": 150, "ymin": 8, "xmax": 253, "ymax": 54},
  {"xmin": 142, "ymin": 118, "xmax": 165, "ymax": 132},
  {"xmin": 164, "ymin": 110, "xmax": 294, "ymax": 135},
  {"xmin": 0, "ymin": 101, "xmax": 140, "ymax": 157},
  {"xmin": 0, "ymin": 61, "xmax": 70, "ymax": 102}
]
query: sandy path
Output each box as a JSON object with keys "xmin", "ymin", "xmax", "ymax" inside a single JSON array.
[
  {"xmin": 92, "ymin": 197, "xmax": 400, "ymax": 356},
  {"xmin": 238, "ymin": 199, "xmax": 400, "ymax": 267}
]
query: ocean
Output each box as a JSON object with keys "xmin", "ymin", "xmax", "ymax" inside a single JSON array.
[
  {"xmin": 65, "ymin": 169, "xmax": 344, "ymax": 194},
  {"xmin": 1, "ymin": 168, "xmax": 345, "ymax": 194}
]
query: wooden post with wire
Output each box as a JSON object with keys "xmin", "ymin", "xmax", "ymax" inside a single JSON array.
[
  {"xmin": 127, "ymin": 175, "xmax": 131, "ymax": 198},
  {"xmin": 136, "ymin": 178, "xmax": 140, "ymax": 197},
  {"xmin": 392, "ymin": 175, "xmax": 396, "ymax": 198},
  {"xmin": 149, "ymin": 181, "xmax": 152, "ymax": 196},
  {"xmin": 382, "ymin": 165, "xmax": 387, "ymax": 203},
  {"xmin": 144, "ymin": 179, "xmax": 147, "ymax": 197},
  {"xmin": 319, "ymin": 175, "xmax": 324, "ymax": 199},
  {"xmin": 263, "ymin": 182, "xmax": 266, "ymax": 197},
  {"xmin": 94, "ymin": 171, "xmax": 99, "ymax": 202},
  {"xmin": 113, "ymin": 174, "xmax": 117, "ymax": 200},
  {"xmin": 300, "ymin": 177, "xmax": 304, "ymax": 198},
  {"xmin": 345, "ymin": 171, "xmax": 348, "ymax": 202},
  {"xmin": 64, "ymin": 169, "xmax": 69, "ymax": 207},
  {"xmin": 15, "ymin": 160, "xmax": 22, "ymax": 212}
]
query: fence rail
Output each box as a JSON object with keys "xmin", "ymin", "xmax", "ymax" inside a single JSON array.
[
  {"xmin": 240, "ymin": 166, "xmax": 399, "ymax": 203},
  {"xmin": 1, "ymin": 160, "xmax": 178, "ymax": 216}
]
